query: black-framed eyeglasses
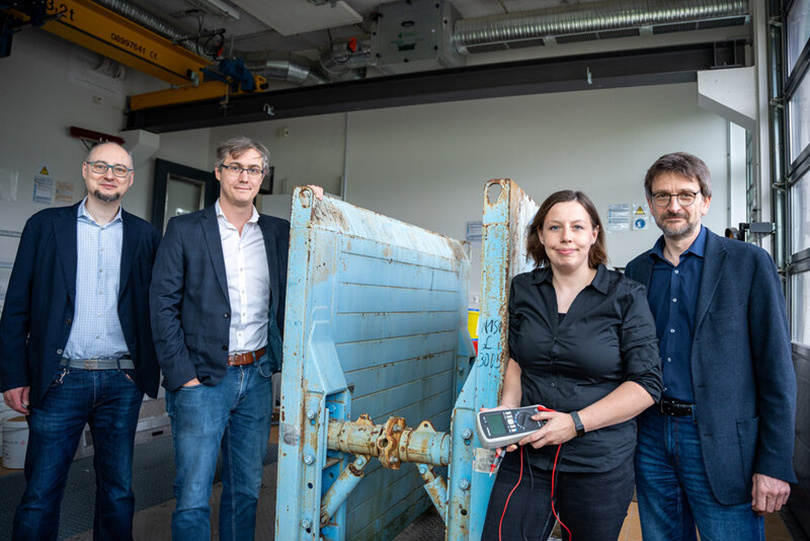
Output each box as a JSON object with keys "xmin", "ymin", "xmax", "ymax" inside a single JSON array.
[
  {"xmin": 650, "ymin": 191, "xmax": 700, "ymax": 208},
  {"xmin": 85, "ymin": 160, "xmax": 133, "ymax": 178},
  {"xmin": 219, "ymin": 163, "xmax": 265, "ymax": 178}
]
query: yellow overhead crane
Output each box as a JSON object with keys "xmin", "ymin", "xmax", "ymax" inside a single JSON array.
[{"xmin": 5, "ymin": 0, "xmax": 266, "ymax": 110}]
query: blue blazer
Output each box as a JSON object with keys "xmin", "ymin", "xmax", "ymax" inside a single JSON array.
[
  {"xmin": 625, "ymin": 228, "xmax": 797, "ymax": 504},
  {"xmin": 0, "ymin": 202, "xmax": 161, "ymax": 406},
  {"xmin": 149, "ymin": 205, "xmax": 289, "ymax": 392}
]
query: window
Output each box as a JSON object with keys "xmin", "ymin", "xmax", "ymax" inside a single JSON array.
[{"xmin": 787, "ymin": 0, "xmax": 810, "ymax": 75}]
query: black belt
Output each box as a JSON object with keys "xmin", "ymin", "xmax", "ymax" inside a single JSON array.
[{"xmin": 658, "ymin": 398, "xmax": 693, "ymax": 416}]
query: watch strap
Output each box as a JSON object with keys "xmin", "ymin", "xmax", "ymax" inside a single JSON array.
[{"xmin": 570, "ymin": 411, "xmax": 586, "ymax": 438}]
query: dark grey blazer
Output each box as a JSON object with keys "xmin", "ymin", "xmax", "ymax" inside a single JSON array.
[
  {"xmin": 625, "ymin": 228, "xmax": 797, "ymax": 505},
  {"xmin": 149, "ymin": 204, "xmax": 289, "ymax": 391},
  {"xmin": 0, "ymin": 202, "xmax": 161, "ymax": 406}
]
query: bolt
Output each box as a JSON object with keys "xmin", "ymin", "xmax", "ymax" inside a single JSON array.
[
  {"xmin": 304, "ymin": 454, "xmax": 315, "ymax": 465},
  {"xmin": 459, "ymin": 478, "xmax": 470, "ymax": 490},
  {"xmin": 390, "ymin": 456, "xmax": 399, "ymax": 464},
  {"xmin": 301, "ymin": 519, "xmax": 311, "ymax": 530},
  {"xmin": 418, "ymin": 464, "xmax": 428, "ymax": 475},
  {"xmin": 393, "ymin": 424, "xmax": 402, "ymax": 433},
  {"xmin": 306, "ymin": 409, "xmax": 316, "ymax": 420},
  {"xmin": 356, "ymin": 456, "xmax": 366, "ymax": 467},
  {"xmin": 461, "ymin": 428, "xmax": 473, "ymax": 440}
]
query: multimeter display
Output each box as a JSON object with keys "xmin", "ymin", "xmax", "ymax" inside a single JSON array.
[{"xmin": 476, "ymin": 405, "xmax": 547, "ymax": 449}]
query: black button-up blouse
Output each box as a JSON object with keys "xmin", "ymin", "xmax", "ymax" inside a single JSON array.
[{"xmin": 508, "ymin": 264, "xmax": 662, "ymax": 472}]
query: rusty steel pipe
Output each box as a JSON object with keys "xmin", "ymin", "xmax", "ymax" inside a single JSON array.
[
  {"xmin": 327, "ymin": 416, "xmax": 451, "ymax": 468},
  {"xmin": 417, "ymin": 464, "xmax": 448, "ymax": 524},
  {"xmin": 320, "ymin": 455, "xmax": 370, "ymax": 526}
]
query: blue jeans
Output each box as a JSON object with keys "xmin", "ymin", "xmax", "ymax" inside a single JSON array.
[
  {"xmin": 167, "ymin": 361, "xmax": 274, "ymax": 541},
  {"xmin": 482, "ymin": 446, "xmax": 635, "ymax": 540},
  {"xmin": 635, "ymin": 408, "xmax": 765, "ymax": 541},
  {"xmin": 12, "ymin": 367, "xmax": 144, "ymax": 541}
]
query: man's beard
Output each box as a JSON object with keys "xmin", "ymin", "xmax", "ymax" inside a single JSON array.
[
  {"xmin": 654, "ymin": 212, "xmax": 698, "ymax": 240},
  {"xmin": 93, "ymin": 189, "xmax": 121, "ymax": 203}
]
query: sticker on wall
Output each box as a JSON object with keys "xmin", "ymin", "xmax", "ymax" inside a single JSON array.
[
  {"xmin": 33, "ymin": 174, "xmax": 53, "ymax": 205},
  {"xmin": 607, "ymin": 203, "xmax": 631, "ymax": 232},
  {"xmin": 55, "ymin": 181, "xmax": 74, "ymax": 204},
  {"xmin": 0, "ymin": 169, "xmax": 19, "ymax": 202},
  {"xmin": 632, "ymin": 204, "xmax": 650, "ymax": 231}
]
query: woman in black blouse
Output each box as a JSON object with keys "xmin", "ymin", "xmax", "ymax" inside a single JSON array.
[{"xmin": 482, "ymin": 190, "xmax": 662, "ymax": 541}]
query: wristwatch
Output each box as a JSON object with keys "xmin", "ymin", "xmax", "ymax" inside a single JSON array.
[{"xmin": 570, "ymin": 411, "xmax": 586, "ymax": 438}]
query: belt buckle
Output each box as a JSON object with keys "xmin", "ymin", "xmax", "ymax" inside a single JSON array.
[
  {"xmin": 660, "ymin": 400, "xmax": 676, "ymax": 416},
  {"xmin": 84, "ymin": 359, "xmax": 98, "ymax": 370}
]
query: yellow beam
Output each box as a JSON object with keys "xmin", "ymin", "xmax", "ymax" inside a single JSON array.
[
  {"xmin": 129, "ymin": 76, "xmax": 269, "ymax": 111},
  {"xmin": 41, "ymin": 0, "xmax": 208, "ymax": 85},
  {"xmin": 129, "ymin": 80, "xmax": 229, "ymax": 110}
]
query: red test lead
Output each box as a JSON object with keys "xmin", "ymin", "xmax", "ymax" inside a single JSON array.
[{"xmin": 489, "ymin": 450, "xmax": 504, "ymax": 477}]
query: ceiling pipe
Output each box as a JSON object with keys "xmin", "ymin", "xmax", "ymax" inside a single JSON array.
[
  {"xmin": 453, "ymin": 0, "xmax": 749, "ymax": 54},
  {"xmin": 242, "ymin": 52, "xmax": 328, "ymax": 85},
  {"xmin": 92, "ymin": 0, "xmax": 189, "ymax": 43}
]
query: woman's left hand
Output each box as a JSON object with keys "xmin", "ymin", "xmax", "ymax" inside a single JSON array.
[{"xmin": 518, "ymin": 410, "xmax": 578, "ymax": 449}]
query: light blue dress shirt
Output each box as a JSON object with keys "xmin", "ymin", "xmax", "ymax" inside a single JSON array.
[{"xmin": 63, "ymin": 198, "xmax": 129, "ymax": 360}]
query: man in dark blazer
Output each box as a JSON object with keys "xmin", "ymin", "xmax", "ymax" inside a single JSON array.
[
  {"xmin": 625, "ymin": 152, "xmax": 797, "ymax": 539},
  {"xmin": 0, "ymin": 142, "xmax": 160, "ymax": 539},
  {"xmin": 150, "ymin": 136, "xmax": 321, "ymax": 540}
]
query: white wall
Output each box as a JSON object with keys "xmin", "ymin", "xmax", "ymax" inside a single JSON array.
[
  {"xmin": 1, "ymin": 29, "xmax": 747, "ymax": 305},
  {"xmin": 343, "ymin": 86, "xmax": 731, "ymax": 269},
  {"xmin": 209, "ymin": 84, "xmax": 735, "ymax": 270},
  {"xmin": 0, "ymin": 30, "xmax": 164, "ymax": 226}
]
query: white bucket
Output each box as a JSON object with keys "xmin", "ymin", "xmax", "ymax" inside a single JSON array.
[
  {"xmin": 0, "ymin": 409, "xmax": 20, "ymax": 457},
  {"xmin": 3, "ymin": 415, "xmax": 29, "ymax": 469}
]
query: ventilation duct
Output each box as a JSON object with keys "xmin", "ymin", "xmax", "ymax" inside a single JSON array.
[
  {"xmin": 454, "ymin": 0, "xmax": 749, "ymax": 55},
  {"xmin": 242, "ymin": 52, "xmax": 327, "ymax": 85},
  {"xmin": 92, "ymin": 0, "xmax": 188, "ymax": 43}
]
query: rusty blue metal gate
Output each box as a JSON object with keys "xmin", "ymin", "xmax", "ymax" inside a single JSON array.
[
  {"xmin": 275, "ymin": 180, "xmax": 537, "ymax": 540},
  {"xmin": 276, "ymin": 188, "xmax": 473, "ymax": 540}
]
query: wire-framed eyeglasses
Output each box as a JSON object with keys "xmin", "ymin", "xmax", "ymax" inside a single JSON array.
[
  {"xmin": 650, "ymin": 191, "xmax": 700, "ymax": 208},
  {"xmin": 85, "ymin": 161, "xmax": 133, "ymax": 178},
  {"xmin": 219, "ymin": 163, "xmax": 265, "ymax": 178}
]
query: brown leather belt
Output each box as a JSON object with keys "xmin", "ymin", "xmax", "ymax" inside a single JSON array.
[{"xmin": 227, "ymin": 347, "xmax": 266, "ymax": 367}]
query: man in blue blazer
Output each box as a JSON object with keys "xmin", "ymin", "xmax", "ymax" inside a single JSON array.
[
  {"xmin": 0, "ymin": 142, "xmax": 160, "ymax": 539},
  {"xmin": 625, "ymin": 152, "xmax": 797, "ymax": 539},
  {"xmin": 150, "ymin": 136, "xmax": 321, "ymax": 540}
]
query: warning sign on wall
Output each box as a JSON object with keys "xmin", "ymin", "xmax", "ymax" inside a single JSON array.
[{"xmin": 631, "ymin": 203, "xmax": 650, "ymax": 231}]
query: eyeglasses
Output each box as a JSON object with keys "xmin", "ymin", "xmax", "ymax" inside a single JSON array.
[
  {"xmin": 650, "ymin": 191, "xmax": 700, "ymax": 208},
  {"xmin": 219, "ymin": 163, "xmax": 265, "ymax": 178},
  {"xmin": 85, "ymin": 161, "xmax": 133, "ymax": 178}
]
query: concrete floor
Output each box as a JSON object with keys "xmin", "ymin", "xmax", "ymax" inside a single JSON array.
[
  {"xmin": 0, "ymin": 425, "xmax": 800, "ymax": 541},
  {"xmin": 58, "ymin": 458, "xmax": 796, "ymax": 541},
  {"xmin": 62, "ymin": 459, "xmax": 444, "ymax": 541}
]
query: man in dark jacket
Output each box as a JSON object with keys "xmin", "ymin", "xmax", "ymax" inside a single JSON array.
[
  {"xmin": 150, "ymin": 136, "xmax": 320, "ymax": 540},
  {"xmin": 0, "ymin": 142, "xmax": 160, "ymax": 539},
  {"xmin": 625, "ymin": 152, "xmax": 796, "ymax": 539}
]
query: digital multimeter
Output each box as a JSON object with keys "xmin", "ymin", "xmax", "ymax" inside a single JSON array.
[{"xmin": 476, "ymin": 405, "xmax": 547, "ymax": 449}]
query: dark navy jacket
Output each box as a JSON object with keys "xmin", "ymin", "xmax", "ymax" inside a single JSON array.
[
  {"xmin": 625, "ymin": 228, "xmax": 797, "ymax": 505},
  {"xmin": 149, "ymin": 205, "xmax": 289, "ymax": 392},
  {"xmin": 0, "ymin": 202, "xmax": 161, "ymax": 406}
]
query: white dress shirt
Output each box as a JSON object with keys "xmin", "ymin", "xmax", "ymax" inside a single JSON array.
[{"xmin": 215, "ymin": 200, "xmax": 270, "ymax": 354}]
